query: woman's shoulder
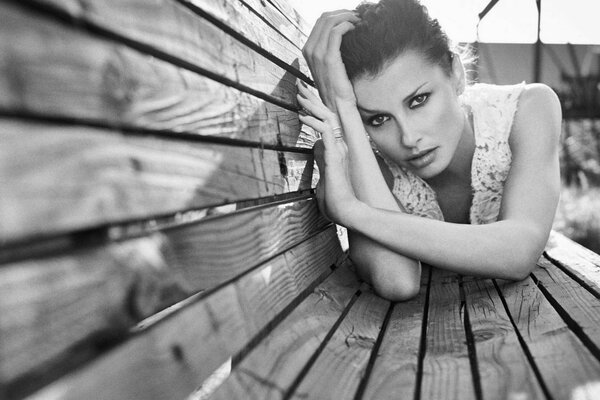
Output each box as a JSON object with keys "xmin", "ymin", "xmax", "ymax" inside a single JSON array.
[
  {"xmin": 517, "ymin": 83, "xmax": 561, "ymax": 117},
  {"xmin": 466, "ymin": 82, "xmax": 559, "ymax": 111}
]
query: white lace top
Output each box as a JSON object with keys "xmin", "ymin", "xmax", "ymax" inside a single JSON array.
[{"xmin": 380, "ymin": 82, "xmax": 526, "ymax": 224}]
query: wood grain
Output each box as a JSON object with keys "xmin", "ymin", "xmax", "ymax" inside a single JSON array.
[
  {"xmin": 462, "ymin": 277, "xmax": 545, "ymax": 400},
  {"xmin": 208, "ymin": 264, "xmax": 363, "ymax": 400},
  {"xmin": 179, "ymin": 0, "xmax": 310, "ymax": 76},
  {"xmin": 1, "ymin": 198, "xmax": 330, "ymax": 394},
  {"xmin": 0, "ymin": 3, "xmax": 317, "ymax": 147},
  {"xmin": 24, "ymin": 0, "xmax": 302, "ymax": 107},
  {"xmin": 545, "ymin": 231, "xmax": 600, "ymax": 296},
  {"xmin": 290, "ymin": 286, "xmax": 390, "ymax": 399},
  {"xmin": 0, "ymin": 119, "xmax": 313, "ymax": 240},
  {"xmin": 360, "ymin": 266, "xmax": 431, "ymax": 400},
  {"xmin": 14, "ymin": 227, "xmax": 343, "ymax": 400},
  {"xmin": 497, "ymin": 275, "xmax": 600, "ymax": 399},
  {"xmin": 420, "ymin": 268, "xmax": 476, "ymax": 400},
  {"xmin": 533, "ymin": 257, "xmax": 600, "ymax": 354}
]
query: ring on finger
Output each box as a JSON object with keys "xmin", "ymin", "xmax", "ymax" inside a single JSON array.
[{"xmin": 332, "ymin": 126, "xmax": 344, "ymax": 140}]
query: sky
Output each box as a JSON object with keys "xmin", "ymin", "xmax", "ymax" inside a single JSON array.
[{"xmin": 288, "ymin": 0, "xmax": 600, "ymax": 44}]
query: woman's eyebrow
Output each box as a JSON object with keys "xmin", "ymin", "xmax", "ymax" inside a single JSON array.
[
  {"xmin": 357, "ymin": 82, "xmax": 430, "ymax": 114},
  {"xmin": 402, "ymin": 82, "xmax": 428, "ymax": 102}
]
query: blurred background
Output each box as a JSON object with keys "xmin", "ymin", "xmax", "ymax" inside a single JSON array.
[{"xmin": 290, "ymin": 0, "xmax": 600, "ymax": 252}]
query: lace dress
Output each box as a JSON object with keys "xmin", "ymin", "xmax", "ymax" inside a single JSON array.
[{"xmin": 379, "ymin": 82, "xmax": 526, "ymax": 224}]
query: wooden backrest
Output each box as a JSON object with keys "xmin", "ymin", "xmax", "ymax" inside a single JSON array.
[{"xmin": 0, "ymin": 1, "xmax": 350, "ymax": 398}]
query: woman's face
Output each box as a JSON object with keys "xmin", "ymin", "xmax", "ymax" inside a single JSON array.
[{"xmin": 353, "ymin": 50, "xmax": 468, "ymax": 180}]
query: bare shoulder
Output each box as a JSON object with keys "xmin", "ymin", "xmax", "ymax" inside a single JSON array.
[
  {"xmin": 515, "ymin": 83, "xmax": 562, "ymax": 131},
  {"xmin": 511, "ymin": 83, "xmax": 562, "ymax": 151}
]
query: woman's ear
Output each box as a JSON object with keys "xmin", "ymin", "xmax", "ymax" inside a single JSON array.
[{"xmin": 451, "ymin": 53, "xmax": 466, "ymax": 95}]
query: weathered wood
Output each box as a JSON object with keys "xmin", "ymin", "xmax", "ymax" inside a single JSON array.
[
  {"xmin": 0, "ymin": 3, "xmax": 316, "ymax": 147},
  {"xmin": 178, "ymin": 0, "xmax": 310, "ymax": 76},
  {"xmin": 0, "ymin": 198, "xmax": 330, "ymax": 394},
  {"xmin": 420, "ymin": 268, "xmax": 476, "ymax": 400},
  {"xmin": 13, "ymin": 226, "xmax": 343, "ymax": 400},
  {"xmin": 360, "ymin": 266, "xmax": 431, "ymax": 400},
  {"xmin": 533, "ymin": 257, "xmax": 600, "ymax": 354},
  {"xmin": 290, "ymin": 286, "xmax": 390, "ymax": 399},
  {"xmin": 22, "ymin": 0, "xmax": 301, "ymax": 107},
  {"xmin": 462, "ymin": 277, "xmax": 545, "ymax": 400},
  {"xmin": 256, "ymin": 0, "xmax": 312, "ymax": 36},
  {"xmin": 496, "ymin": 276, "xmax": 600, "ymax": 399},
  {"xmin": 0, "ymin": 120, "xmax": 313, "ymax": 240},
  {"xmin": 200, "ymin": 263, "xmax": 363, "ymax": 400},
  {"xmin": 545, "ymin": 231, "xmax": 600, "ymax": 296}
]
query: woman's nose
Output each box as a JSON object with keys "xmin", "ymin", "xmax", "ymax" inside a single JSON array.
[{"xmin": 400, "ymin": 126, "xmax": 422, "ymax": 148}]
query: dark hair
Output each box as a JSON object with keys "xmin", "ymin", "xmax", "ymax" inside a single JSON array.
[{"xmin": 341, "ymin": 0, "xmax": 455, "ymax": 81}]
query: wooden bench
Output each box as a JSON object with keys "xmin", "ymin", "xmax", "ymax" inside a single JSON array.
[{"xmin": 2, "ymin": 1, "xmax": 600, "ymax": 399}]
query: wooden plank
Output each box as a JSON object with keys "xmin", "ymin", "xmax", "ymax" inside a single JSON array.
[
  {"xmin": 289, "ymin": 287, "xmax": 390, "ymax": 399},
  {"xmin": 359, "ymin": 267, "xmax": 430, "ymax": 400},
  {"xmin": 257, "ymin": 0, "xmax": 312, "ymax": 36},
  {"xmin": 23, "ymin": 0, "xmax": 301, "ymax": 107},
  {"xmin": 496, "ymin": 275, "xmax": 600, "ymax": 399},
  {"xmin": 420, "ymin": 268, "xmax": 476, "ymax": 400},
  {"xmin": 545, "ymin": 231, "xmax": 600, "ymax": 296},
  {"xmin": 533, "ymin": 257, "xmax": 600, "ymax": 355},
  {"xmin": 179, "ymin": 0, "xmax": 310, "ymax": 76},
  {"xmin": 234, "ymin": 0, "xmax": 310, "ymax": 44},
  {"xmin": 462, "ymin": 277, "xmax": 545, "ymax": 400},
  {"xmin": 0, "ymin": 119, "xmax": 313, "ymax": 240},
  {"xmin": 0, "ymin": 3, "xmax": 316, "ymax": 147},
  {"xmin": 13, "ymin": 227, "xmax": 344, "ymax": 400},
  {"xmin": 0, "ymin": 198, "xmax": 330, "ymax": 394},
  {"xmin": 208, "ymin": 263, "xmax": 363, "ymax": 400}
]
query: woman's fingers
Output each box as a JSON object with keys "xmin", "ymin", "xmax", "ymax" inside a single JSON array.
[
  {"xmin": 297, "ymin": 89, "xmax": 334, "ymax": 121},
  {"xmin": 327, "ymin": 21, "xmax": 356, "ymax": 57},
  {"xmin": 303, "ymin": 10, "xmax": 359, "ymax": 61}
]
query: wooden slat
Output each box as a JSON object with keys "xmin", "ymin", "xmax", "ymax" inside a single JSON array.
[
  {"xmin": 420, "ymin": 269, "xmax": 476, "ymax": 400},
  {"xmin": 238, "ymin": 0, "xmax": 309, "ymax": 40},
  {"xmin": 208, "ymin": 263, "xmax": 363, "ymax": 400},
  {"xmin": 0, "ymin": 3, "xmax": 316, "ymax": 147},
  {"xmin": 462, "ymin": 277, "xmax": 545, "ymax": 400},
  {"xmin": 533, "ymin": 257, "xmax": 600, "ymax": 354},
  {"xmin": 496, "ymin": 275, "xmax": 600, "ymax": 399},
  {"xmin": 360, "ymin": 267, "xmax": 430, "ymax": 400},
  {"xmin": 257, "ymin": 0, "xmax": 312, "ymax": 36},
  {"xmin": 0, "ymin": 119, "xmax": 313, "ymax": 240},
  {"xmin": 179, "ymin": 0, "xmax": 310, "ymax": 76},
  {"xmin": 289, "ymin": 287, "xmax": 390, "ymax": 399},
  {"xmin": 545, "ymin": 231, "xmax": 600, "ymax": 296},
  {"xmin": 0, "ymin": 198, "xmax": 329, "ymax": 394},
  {"xmin": 23, "ymin": 0, "xmax": 301, "ymax": 107},
  {"xmin": 16, "ymin": 226, "xmax": 344, "ymax": 400}
]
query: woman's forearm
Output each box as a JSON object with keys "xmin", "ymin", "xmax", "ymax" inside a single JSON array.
[
  {"xmin": 334, "ymin": 98, "xmax": 400, "ymax": 210},
  {"xmin": 345, "ymin": 200, "xmax": 546, "ymax": 280}
]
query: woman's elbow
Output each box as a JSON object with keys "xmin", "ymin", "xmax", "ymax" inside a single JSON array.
[
  {"xmin": 496, "ymin": 247, "xmax": 540, "ymax": 281},
  {"xmin": 350, "ymin": 248, "xmax": 421, "ymax": 301},
  {"xmin": 371, "ymin": 273, "xmax": 421, "ymax": 301}
]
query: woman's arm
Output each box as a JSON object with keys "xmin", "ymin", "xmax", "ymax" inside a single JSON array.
[
  {"xmin": 300, "ymin": 12, "xmax": 422, "ymax": 300},
  {"xmin": 338, "ymin": 83, "xmax": 562, "ymax": 280},
  {"xmin": 298, "ymin": 83, "xmax": 421, "ymax": 301}
]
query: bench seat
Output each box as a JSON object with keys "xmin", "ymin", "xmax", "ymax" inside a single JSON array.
[{"xmin": 2, "ymin": 0, "xmax": 600, "ymax": 399}]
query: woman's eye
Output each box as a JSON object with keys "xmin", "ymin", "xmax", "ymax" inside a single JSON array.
[
  {"xmin": 409, "ymin": 93, "xmax": 429, "ymax": 109},
  {"xmin": 368, "ymin": 115, "xmax": 390, "ymax": 127}
]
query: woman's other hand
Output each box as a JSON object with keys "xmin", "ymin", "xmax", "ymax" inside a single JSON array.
[
  {"xmin": 297, "ymin": 81, "xmax": 358, "ymax": 224},
  {"xmin": 302, "ymin": 10, "xmax": 360, "ymax": 110}
]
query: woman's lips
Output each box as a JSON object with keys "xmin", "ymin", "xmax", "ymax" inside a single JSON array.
[{"xmin": 407, "ymin": 147, "xmax": 437, "ymax": 169}]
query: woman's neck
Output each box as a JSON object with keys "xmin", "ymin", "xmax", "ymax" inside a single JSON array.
[{"xmin": 426, "ymin": 108, "xmax": 475, "ymax": 189}]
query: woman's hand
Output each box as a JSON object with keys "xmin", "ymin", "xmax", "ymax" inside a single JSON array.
[
  {"xmin": 302, "ymin": 10, "xmax": 360, "ymax": 110},
  {"xmin": 297, "ymin": 81, "xmax": 359, "ymax": 225}
]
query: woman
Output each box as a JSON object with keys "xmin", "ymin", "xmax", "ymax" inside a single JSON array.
[{"xmin": 297, "ymin": 0, "xmax": 562, "ymax": 301}]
